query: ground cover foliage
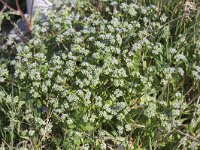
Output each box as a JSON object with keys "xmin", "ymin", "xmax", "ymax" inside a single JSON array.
[{"xmin": 0, "ymin": 0, "xmax": 200, "ymax": 149}]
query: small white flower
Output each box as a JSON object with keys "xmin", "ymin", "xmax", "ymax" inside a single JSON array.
[
  {"xmin": 28, "ymin": 130, "xmax": 35, "ymax": 136},
  {"xmin": 160, "ymin": 14, "xmax": 167, "ymax": 22},
  {"xmin": 117, "ymin": 126, "xmax": 124, "ymax": 135},
  {"xmin": 169, "ymin": 48, "xmax": 177, "ymax": 54},
  {"xmin": 175, "ymin": 54, "xmax": 186, "ymax": 62},
  {"xmin": 67, "ymin": 118, "xmax": 73, "ymax": 125},
  {"xmin": 178, "ymin": 68, "xmax": 184, "ymax": 76},
  {"xmin": 125, "ymin": 124, "xmax": 132, "ymax": 131}
]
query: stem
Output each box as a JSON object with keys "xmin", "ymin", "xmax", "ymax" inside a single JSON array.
[
  {"xmin": 0, "ymin": 0, "xmax": 17, "ymax": 12},
  {"xmin": 29, "ymin": 0, "xmax": 35, "ymax": 28},
  {"xmin": 15, "ymin": 0, "xmax": 32, "ymax": 38},
  {"xmin": 0, "ymin": 0, "xmax": 32, "ymax": 40},
  {"xmin": 8, "ymin": 17, "xmax": 28, "ymax": 43},
  {"xmin": 10, "ymin": 83, "xmax": 14, "ymax": 150}
]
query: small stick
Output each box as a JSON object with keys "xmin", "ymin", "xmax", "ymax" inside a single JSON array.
[
  {"xmin": 0, "ymin": 0, "xmax": 32, "ymax": 41},
  {"xmin": 15, "ymin": 0, "xmax": 32, "ymax": 38},
  {"xmin": 0, "ymin": 0, "xmax": 17, "ymax": 12},
  {"xmin": 1, "ymin": 5, "xmax": 7, "ymax": 13}
]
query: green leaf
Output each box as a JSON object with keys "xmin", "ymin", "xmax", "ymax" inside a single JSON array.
[{"xmin": 81, "ymin": 123, "xmax": 94, "ymax": 131}]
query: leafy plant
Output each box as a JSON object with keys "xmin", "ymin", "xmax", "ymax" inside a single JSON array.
[{"xmin": 0, "ymin": 0, "xmax": 200, "ymax": 149}]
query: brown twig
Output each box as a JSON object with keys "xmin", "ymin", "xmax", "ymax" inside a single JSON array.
[
  {"xmin": 15, "ymin": 0, "xmax": 32, "ymax": 38},
  {"xmin": 0, "ymin": 0, "xmax": 17, "ymax": 12},
  {"xmin": 0, "ymin": 0, "xmax": 32, "ymax": 40},
  {"xmin": 188, "ymin": 93, "xmax": 200, "ymax": 106},
  {"xmin": 1, "ymin": 5, "xmax": 7, "ymax": 13}
]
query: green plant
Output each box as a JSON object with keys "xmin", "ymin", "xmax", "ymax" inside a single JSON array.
[{"xmin": 0, "ymin": 0, "xmax": 200, "ymax": 149}]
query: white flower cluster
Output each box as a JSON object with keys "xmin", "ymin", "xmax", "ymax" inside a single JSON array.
[
  {"xmin": 192, "ymin": 65, "xmax": 200, "ymax": 80},
  {"xmin": 0, "ymin": 65, "xmax": 8, "ymax": 82}
]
